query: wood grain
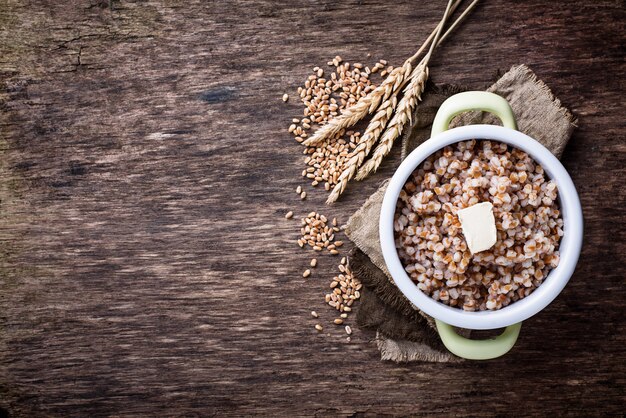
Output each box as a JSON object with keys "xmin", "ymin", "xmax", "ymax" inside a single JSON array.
[{"xmin": 0, "ymin": 0, "xmax": 624, "ymax": 416}]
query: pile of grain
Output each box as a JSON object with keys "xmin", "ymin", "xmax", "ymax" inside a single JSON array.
[
  {"xmin": 324, "ymin": 256, "xmax": 361, "ymax": 317},
  {"xmin": 297, "ymin": 212, "xmax": 357, "ymax": 337},
  {"xmin": 282, "ymin": 57, "xmax": 391, "ymax": 339},
  {"xmin": 298, "ymin": 211, "xmax": 343, "ymax": 254}
]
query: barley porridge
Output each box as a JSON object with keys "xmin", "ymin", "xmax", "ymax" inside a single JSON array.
[{"xmin": 394, "ymin": 139, "xmax": 563, "ymax": 311}]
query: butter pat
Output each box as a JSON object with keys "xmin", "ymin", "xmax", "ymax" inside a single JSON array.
[{"xmin": 457, "ymin": 202, "xmax": 497, "ymax": 254}]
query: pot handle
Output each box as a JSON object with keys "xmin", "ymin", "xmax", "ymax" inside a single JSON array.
[
  {"xmin": 431, "ymin": 91, "xmax": 517, "ymax": 137},
  {"xmin": 435, "ymin": 320, "xmax": 522, "ymax": 360}
]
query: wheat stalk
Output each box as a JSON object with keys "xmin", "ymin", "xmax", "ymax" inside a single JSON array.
[
  {"xmin": 303, "ymin": 0, "xmax": 469, "ymax": 148},
  {"xmin": 324, "ymin": 2, "xmax": 455, "ymax": 203},
  {"xmin": 331, "ymin": 0, "xmax": 452, "ymax": 193},
  {"xmin": 354, "ymin": 0, "xmax": 481, "ymax": 180},
  {"xmin": 303, "ymin": 0, "xmax": 472, "ymax": 149},
  {"xmin": 325, "ymin": 1, "xmax": 451, "ymax": 204},
  {"xmin": 323, "ymin": 0, "xmax": 478, "ymax": 203}
]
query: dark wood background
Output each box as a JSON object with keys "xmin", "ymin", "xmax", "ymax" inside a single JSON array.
[{"xmin": 0, "ymin": 0, "xmax": 624, "ymax": 416}]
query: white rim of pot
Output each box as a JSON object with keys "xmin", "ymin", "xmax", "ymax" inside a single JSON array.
[{"xmin": 379, "ymin": 125, "xmax": 583, "ymax": 330}]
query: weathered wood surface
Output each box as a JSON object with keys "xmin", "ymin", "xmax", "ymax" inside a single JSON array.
[{"xmin": 0, "ymin": 0, "xmax": 624, "ymax": 416}]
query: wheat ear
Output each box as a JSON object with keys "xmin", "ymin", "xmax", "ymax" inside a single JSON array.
[
  {"xmin": 355, "ymin": 64, "xmax": 429, "ymax": 180},
  {"xmin": 325, "ymin": 59, "xmax": 412, "ymax": 204},
  {"xmin": 302, "ymin": 62, "xmax": 411, "ymax": 147},
  {"xmin": 325, "ymin": 98, "xmax": 396, "ymax": 204}
]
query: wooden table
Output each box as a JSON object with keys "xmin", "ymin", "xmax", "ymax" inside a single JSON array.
[{"xmin": 0, "ymin": 1, "xmax": 624, "ymax": 415}]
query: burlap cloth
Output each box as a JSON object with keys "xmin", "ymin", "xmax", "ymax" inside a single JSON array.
[{"xmin": 345, "ymin": 64, "xmax": 577, "ymax": 362}]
